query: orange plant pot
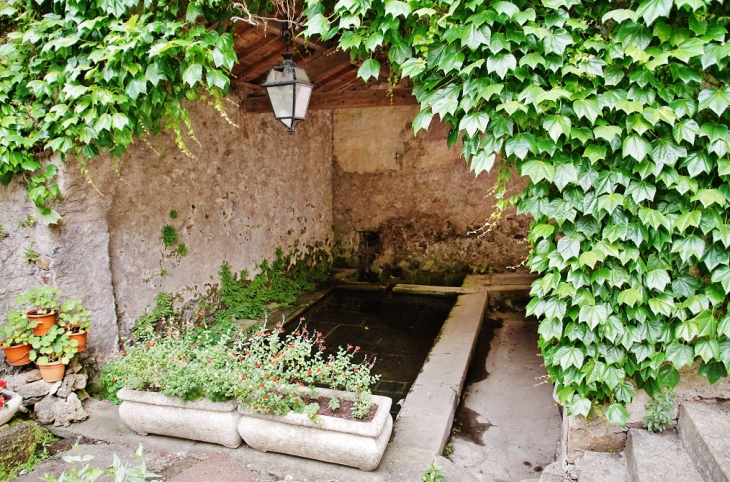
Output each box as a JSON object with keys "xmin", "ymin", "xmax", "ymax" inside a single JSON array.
[
  {"xmin": 37, "ymin": 361, "xmax": 66, "ymax": 382},
  {"xmin": 69, "ymin": 331, "xmax": 87, "ymax": 352},
  {"xmin": 28, "ymin": 310, "xmax": 58, "ymax": 336},
  {"xmin": 2, "ymin": 343, "xmax": 32, "ymax": 366}
]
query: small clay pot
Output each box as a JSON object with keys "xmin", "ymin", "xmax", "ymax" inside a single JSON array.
[
  {"xmin": 28, "ymin": 310, "xmax": 58, "ymax": 336},
  {"xmin": 37, "ymin": 361, "xmax": 66, "ymax": 382},
  {"xmin": 69, "ymin": 331, "xmax": 87, "ymax": 352},
  {"xmin": 1, "ymin": 343, "xmax": 32, "ymax": 366}
]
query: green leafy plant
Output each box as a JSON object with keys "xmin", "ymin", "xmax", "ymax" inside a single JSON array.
[
  {"xmin": 169, "ymin": 210, "xmax": 178, "ymax": 219},
  {"xmin": 29, "ymin": 325, "xmax": 79, "ymax": 365},
  {"xmin": 19, "ymin": 215, "xmax": 37, "ymax": 228},
  {"xmin": 1, "ymin": 311, "xmax": 33, "ymax": 347},
  {"xmin": 176, "ymin": 243, "xmax": 188, "ymax": 257},
  {"xmin": 0, "ymin": 0, "xmax": 239, "ymax": 223},
  {"xmin": 305, "ymin": 0, "xmax": 730, "ymax": 426},
  {"xmin": 218, "ymin": 247, "xmax": 331, "ymax": 321},
  {"xmin": 58, "ymin": 299, "xmax": 91, "ymax": 333},
  {"xmin": 24, "ymin": 246, "xmax": 40, "ymax": 264},
  {"xmin": 161, "ymin": 225, "xmax": 179, "ymax": 248},
  {"xmin": 422, "ymin": 462, "xmax": 445, "ymax": 482},
  {"xmin": 442, "ymin": 443, "xmax": 453, "ymax": 456},
  {"xmin": 40, "ymin": 443, "xmax": 159, "ymax": 482},
  {"xmin": 101, "ymin": 326, "xmax": 241, "ymax": 403},
  {"xmin": 16, "ymin": 286, "xmax": 61, "ymax": 315},
  {"xmin": 644, "ymin": 388, "xmax": 676, "ymax": 433}
]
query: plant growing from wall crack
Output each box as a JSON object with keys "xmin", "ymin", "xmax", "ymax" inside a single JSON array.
[{"xmin": 305, "ymin": 0, "xmax": 730, "ymax": 425}]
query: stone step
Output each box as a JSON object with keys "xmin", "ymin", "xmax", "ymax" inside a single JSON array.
[
  {"xmin": 678, "ymin": 401, "xmax": 730, "ymax": 482},
  {"xmin": 578, "ymin": 451, "xmax": 629, "ymax": 482},
  {"xmin": 626, "ymin": 428, "xmax": 703, "ymax": 482},
  {"xmin": 536, "ymin": 462, "xmax": 572, "ymax": 482}
]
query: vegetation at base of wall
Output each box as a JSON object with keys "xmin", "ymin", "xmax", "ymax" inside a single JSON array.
[
  {"xmin": 303, "ymin": 0, "xmax": 730, "ymax": 425},
  {"xmin": 644, "ymin": 387, "xmax": 676, "ymax": 432},
  {"xmin": 218, "ymin": 246, "xmax": 331, "ymax": 321},
  {"xmin": 0, "ymin": 0, "xmax": 239, "ymax": 224}
]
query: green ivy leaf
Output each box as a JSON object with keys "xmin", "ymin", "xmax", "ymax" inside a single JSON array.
[
  {"xmin": 698, "ymin": 361, "xmax": 728, "ymax": 384},
  {"xmin": 665, "ymin": 341, "xmax": 694, "ymax": 368},
  {"xmin": 182, "ymin": 64, "xmax": 202, "ymax": 87},
  {"xmin": 487, "ymin": 53, "xmax": 517, "ymax": 79},
  {"xmin": 698, "ymin": 87, "xmax": 730, "ymax": 117},
  {"xmin": 543, "ymin": 115, "xmax": 572, "ymax": 143},
  {"xmin": 605, "ymin": 403, "xmax": 629, "ymax": 426},
  {"xmin": 711, "ymin": 265, "xmax": 730, "ymax": 294},
  {"xmin": 357, "ymin": 59, "xmax": 381, "ymax": 82},
  {"xmin": 623, "ymin": 134, "xmax": 651, "ymax": 161},
  {"xmin": 520, "ymin": 159, "xmax": 555, "ymax": 182}
]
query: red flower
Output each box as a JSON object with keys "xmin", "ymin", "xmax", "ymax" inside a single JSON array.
[
  {"xmin": 0, "ymin": 380, "xmax": 6, "ymax": 389},
  {"xmin": 347, "ymin": 344, "xmax": 353, "ymax": 350},
  {"xmin": 355, "ymin": 346, "xmax": 361, "ymax": 352}
]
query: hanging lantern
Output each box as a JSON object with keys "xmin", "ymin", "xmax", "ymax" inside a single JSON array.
[{"xmin": 262, "ymin": 26, "xmax": 314, "ymax": 134}]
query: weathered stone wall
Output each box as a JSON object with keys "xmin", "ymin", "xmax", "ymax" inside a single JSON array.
[
  {"xmin": 0, "ymin": 90, "xmax": 334, "ymax": 359},
  {"xmin": 102, "ymin": 95, "xmax": 333, "ymax": 334},
  {"xmin": 331, "ymin": 105, "xmax": 529, "ymax": 277}
]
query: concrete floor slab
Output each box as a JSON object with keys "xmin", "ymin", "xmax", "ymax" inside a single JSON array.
[
  {"xmin": 678, "ymin": 401, "xmax": 730, "ymax": 482},
  {"xmin": 447, "ymin": 313, "xmax": 561, "ymax": 482}
]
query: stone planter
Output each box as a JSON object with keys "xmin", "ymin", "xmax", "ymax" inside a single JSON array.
[
  {"xmin": 0, "ymin": 388, "xmax": 22, "ymax": 426},
  {"xmin": 117, "ymin": 388, "xmax": 242, "ymax": 448},
  {"xmin": 237, "ymin": 387, "xmax": 393, "ymax": 471}
]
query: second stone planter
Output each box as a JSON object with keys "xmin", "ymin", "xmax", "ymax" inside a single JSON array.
[{"xmin": 237, "ymin": 387, "xmax": 393, "ymax": 471}]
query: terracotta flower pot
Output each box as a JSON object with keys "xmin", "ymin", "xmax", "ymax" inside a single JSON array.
[
  {"xmin": 37, "ymin": 361, "xmax": 66, "ymax": 382},
  {"xmin": 69, "ymin": 331, "xmax": 87, "ymax": 352},
  {"xmin": 2, "ymin": 343, "xmax": 32, "ymax": 366},
  {"xmin": 28, "ymin": 310, "xmax": 58, "ymax": 336}
]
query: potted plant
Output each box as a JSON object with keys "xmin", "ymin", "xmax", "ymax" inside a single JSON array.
[
  {"xmin": 0, "ymin": 379, "xmax": 23, "ymax": 426},
  {"xmin": 29, "ymin": 325, "xmax": 78, "ymax": 382},
  {"xmin": 16, "ymin": 286, "xmax": 61, "ymax": 335},
  {"xmin": 1, "ymin": 310, "xmax": 34, "ymax": 366},
  {"xmin": 235, "ymin": 318, "xmax": 391, "ymax": 471},
  {"xmin": 106, "ymin": 328, "xmax": 244, "ymax": 449},
  {"xmin": 58, "ymin": 299, "xmax": 91, "ymax": 352}
]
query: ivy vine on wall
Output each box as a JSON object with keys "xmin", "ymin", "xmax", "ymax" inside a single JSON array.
[
  {"xmin": 0, "ymin": 0, "xmax": 238, "ymax": 223},
  {"xmin": 304, "ymin": 0, "xmax": 730, "ymax": 424}
]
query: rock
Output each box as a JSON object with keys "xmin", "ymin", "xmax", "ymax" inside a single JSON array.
[
  {"xmin": 53, "ymin": 393, "xmax": 88, "ymax": 426},
  {"xmin": 4, "ymin": 370, "xmax": 42, "ymax": 391},
  {"xmin": 75, "ymin": 388, "xmax": 90, "ymax": 400},
  {"xmin": 56, "ymin": 374, "xmax": 87, "ymax": 398},
  {"xmin": 68, "ymin": 360, "xmax": 82, "ymax": 374},
  {"xmin": 17, "ymin": 380, "xmax": 60, "ymax": 401},
  {"xmin": 34, "ymin": 394, "xmax": 56, "ymax": 424}
]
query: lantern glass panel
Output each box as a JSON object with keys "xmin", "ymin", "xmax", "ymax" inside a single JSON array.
[{"xmin": 266, "ymin": 84, "xmax": 295, "ymax": 120}]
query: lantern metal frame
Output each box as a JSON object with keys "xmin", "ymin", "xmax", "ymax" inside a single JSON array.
[{"xmin": 261, "ymin": 25, "xmax": 314, "ymax": 134}]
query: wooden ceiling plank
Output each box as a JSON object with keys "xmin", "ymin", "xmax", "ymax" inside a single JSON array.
[{"xmin": 245, "ymin": 88, "xmax": 418, "ymax": 112}]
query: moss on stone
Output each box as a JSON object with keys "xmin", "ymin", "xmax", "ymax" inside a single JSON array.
[{"xmin": 0, "ymin": 421, "xmax": 56, "ymax": 481}]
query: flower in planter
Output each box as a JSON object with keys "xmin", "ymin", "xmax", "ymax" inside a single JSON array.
[{"xmin": 235, "ymin": 317, "xmax": 380, "ymax": 420}]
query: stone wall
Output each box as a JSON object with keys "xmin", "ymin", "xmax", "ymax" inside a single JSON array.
[
  {"xmin": 0, "ymin": 90, "xmax": 334, "ymax": 358},
  {"xmin": 331, "ymin": 105, "xmax": 530, "ymax": 278}
]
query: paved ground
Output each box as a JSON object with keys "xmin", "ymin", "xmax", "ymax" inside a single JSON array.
[{"xmin": 447, "ymin": 308, "xmax": 562, "ymax": 481}]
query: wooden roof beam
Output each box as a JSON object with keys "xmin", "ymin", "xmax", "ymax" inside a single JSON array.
[{"xmin": 244, "ymin": 88, "xmax": 418, "ymax": 112}]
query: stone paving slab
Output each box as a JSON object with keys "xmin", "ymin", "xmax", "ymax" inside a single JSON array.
[
  {"xmin": 626, "ymin": 428, "xmax": 703, "ymax": 482},
  {"xmin": 577, "ymin": 451, "xmax": 628, "ymax": 482},
  {"xmin": 678, "ymin": 401, "xmax": 730, "ymax": 482},
  {"xmin": 167, "ymin": 453, "xmax": 259, "ymax": 482}
]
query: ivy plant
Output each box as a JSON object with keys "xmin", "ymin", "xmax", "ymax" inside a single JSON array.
[
  {"xmin": 0, "ymin": 0, "xmax": 238, "ymax": 223},
  {"xmin": 304, "ymin": 0, "xmax": 730, "ymax": 425}
]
